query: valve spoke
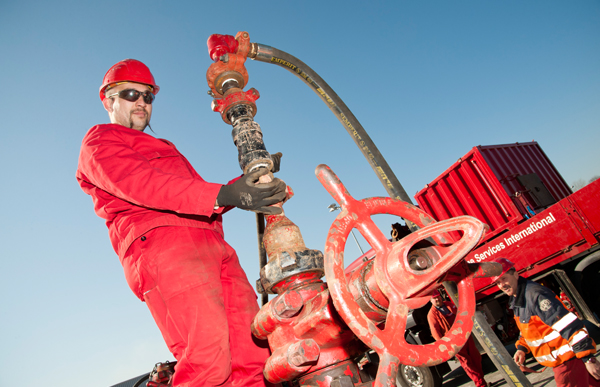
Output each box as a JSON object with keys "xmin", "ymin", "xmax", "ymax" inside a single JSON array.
[
  {"xmin": 354, "ymin": 205, "xmax": 392, "ymax": 257},
  {"xmin": 316, "ymin": 164, "xmax": 485, "ymax": 372}
]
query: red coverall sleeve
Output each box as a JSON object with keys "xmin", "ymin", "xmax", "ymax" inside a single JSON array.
[
  {"xmin": 79, "ymin": 127, "xmax": 223, "ymax": 217},
  {"xmin": 427, "ymin": 310, "xmax": 444, "ymax": 341}
]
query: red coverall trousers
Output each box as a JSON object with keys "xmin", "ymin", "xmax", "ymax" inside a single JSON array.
[
  {"xmin": 455, "ymin": 337, "xmax": 486, "ymax": 387},
  {"xmin": 428, "ymin": 304, "xmax": 487, "ymax": 387},
  {"xmin": 553, "ymin": 356, "xmax": 600, "ymax": 387},
  {"xmin": 122, "ymin": 226, "xmax": 271, "ymax": 387}
]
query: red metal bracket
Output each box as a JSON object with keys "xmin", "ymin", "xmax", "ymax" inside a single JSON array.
[{"xmin": 210, "ymin": 88, "xmax": 260, "ymax": 122}]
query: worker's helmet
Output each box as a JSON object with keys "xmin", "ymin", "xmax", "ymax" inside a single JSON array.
[
  {"xmin": 99, "ymin": 59, "xmax": 160, "ymax": 101},
  {"xmin": 431, "ymin": 288, "xmax": 441, "ymax": 298},
  {"xmin": 491, "ymin": 258, "xmax": 515, "ymax": 282}
]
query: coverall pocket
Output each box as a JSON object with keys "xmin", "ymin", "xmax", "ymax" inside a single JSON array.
[
  {"xmin": 139, "ymin": 148, "xmax": 180, "ymax": 160},
  {"xmin": 140, "ymin": 148, "xmax": 192, "ymax": 178}
]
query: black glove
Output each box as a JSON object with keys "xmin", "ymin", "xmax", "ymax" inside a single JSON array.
[
  {"xmin": 271, "ymin": 152, "xmax": 282, "ymax": 173},
  {"xmin": 217, "ymin": 168, "xmax": 286, "ymax": 215}
]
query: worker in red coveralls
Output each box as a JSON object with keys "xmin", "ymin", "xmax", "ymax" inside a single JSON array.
[
  {"xmin": 76, "ymin": 59, "xmax": 286, "ymax": 387},
  {"xmin": 493, "ymin": 258, "xmax": 600, "ymax": 387},
  {"xmin": 427, "ymin": 288, "xmax": 490, "ymax": 387}
]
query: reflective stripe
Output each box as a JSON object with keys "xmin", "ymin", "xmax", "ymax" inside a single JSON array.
[
  {"xmin": 551, "ymin": 343, "xmax": 573, "ymax": 358},
  {"xmin": 552, "ymin": 313, "xmax": 577, "ymax": 332},
  {"xmin": 569, "ymin": 330, "xmax": 589, "ymax": 346},
  {"xmin": 535, "ymin": 343, "xmax": 573, "ymax": 364},
  {"xmin": 525, "ymin": 330, "xmax": 560, "ymax": 347}
]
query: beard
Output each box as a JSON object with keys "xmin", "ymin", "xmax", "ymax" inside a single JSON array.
[{"xmin": 129, "ymin": 109, "xmax": 149, "ymax": 131}]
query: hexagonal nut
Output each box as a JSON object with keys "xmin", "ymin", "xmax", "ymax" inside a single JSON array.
[
  {"xmin": 273, "ymin": 290, "xmax": 303, "ymax": 318},
  {"xmin": 288, "ymin": 339, "xmax": 320, "ymax": 367}
]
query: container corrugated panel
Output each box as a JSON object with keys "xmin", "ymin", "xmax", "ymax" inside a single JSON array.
[
  {"xmin": 415, "ymin": 148, "xmax": 522, "ymax": 242},
  {"xmin": 414, "ymin": 142, "xmax": 570, "ymax": 242},
  {"xmin": 478, "ymin": 142, "xmax": 572, "ymax": 205}
]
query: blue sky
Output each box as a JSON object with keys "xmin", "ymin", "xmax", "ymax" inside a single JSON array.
[{"xmin": 1, "ymin": 1, "xmax": 599, "ymax": 386}]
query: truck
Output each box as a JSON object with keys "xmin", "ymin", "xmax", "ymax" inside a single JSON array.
[
  {"xmin": 415, "ymin": 141, "xmax": 599, "ymax": 324},
  {"xmin": 395, "ymin": 141, "xmax": 600, "ymax": 386}
]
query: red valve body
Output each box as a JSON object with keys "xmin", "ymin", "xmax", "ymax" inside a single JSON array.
[
  {"xmin": 250, "ymin": 165, "xmax": 488, "ymax": 386},
  {"xmin": 207, "ymin": 34, "xmax": 239, "ymax": 62}
]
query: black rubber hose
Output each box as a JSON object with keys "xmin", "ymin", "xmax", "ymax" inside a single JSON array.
[
  {"xmin": 250, "ymin": 44, "xmax": 417, "ymax": 231},
  {"xmin": 131, "ymin": 373, "xmax": 150, "ymax": 387}
]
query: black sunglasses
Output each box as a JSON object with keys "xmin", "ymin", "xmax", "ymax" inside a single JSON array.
[{"xmin": 107, "ymin": 89, "xmax": 155, "ymax": 104}]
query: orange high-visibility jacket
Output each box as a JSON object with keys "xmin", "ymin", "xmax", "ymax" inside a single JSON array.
[{"xmin": 510, "ymin": 277, "xmax": 596, "ymax": 367}]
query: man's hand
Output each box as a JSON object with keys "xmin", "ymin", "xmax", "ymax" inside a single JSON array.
[
  {"xmin": 217, "ymin": 168, "xmax": 286, "ymax": 215},
  {"xmin": 271, "ymin": 152, "xmax": 282, "ymax": 173},
  {"xmin": 513, "ymin": 350, "xmax": 526, "ymax": 366},
  {"xmin": 586, "ymin": 357, "xmax": 600, "ymax": 380}
]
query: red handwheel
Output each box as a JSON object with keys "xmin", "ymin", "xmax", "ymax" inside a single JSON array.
[{"xmin": 316, "ymin": 165, "xmax": 485, "ymax": 387}]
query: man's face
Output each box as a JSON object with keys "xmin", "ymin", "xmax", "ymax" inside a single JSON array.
[
  {"xmin": 431, "ymin": 295, "xmax": 444, "ymax": 308},
  {"xmin": 494, "ymin": 271, "xmax": 519, "ymax": 297},
  {"xmin": 103, "ymin": 82, "xmax": 153, "ymax": 131}
]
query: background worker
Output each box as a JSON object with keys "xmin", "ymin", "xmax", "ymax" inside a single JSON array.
[
  {"xmin": 76, "ymin": 59, "xmax": 286, "ymax": 387},
  {"xmin": 492, "ymin": 257, "xmax": 600, "ymax": 386},
  {"xmin": 427, "ymin": 288, "xmax": 490, "ymax": 387},
  {"xmin": 391, "ymin": 222, "xmax": 410, "ymax": 241}
]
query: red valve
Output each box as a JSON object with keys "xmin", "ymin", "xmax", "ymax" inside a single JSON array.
[
  {"xmin": 207, "ymin": 34, "xmax": 239, "ymax": 62},
  {"xmin": 206, "ymin": 32, "xmax": 252, "ymax": 100},
  {"xmin": 316, "ymin": 164, "xmax": 485, "ymax": 387}
]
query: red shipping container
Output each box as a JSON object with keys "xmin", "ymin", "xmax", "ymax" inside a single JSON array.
[{"xmin": 414, "ymin": 142, "xmax": 572, "ymax": 243}]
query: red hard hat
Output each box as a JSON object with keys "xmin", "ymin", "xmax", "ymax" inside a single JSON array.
[
  {"xmin": 99, "ymin": 59, "xmax": 160, "ymax": 101},
  {"xmin": 491, "ymin": 258, "xmax": 515, "ymax": 282},
  {"xmin": 431, "ymin": 289, "xmax": 441, "ymax": 298}
]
